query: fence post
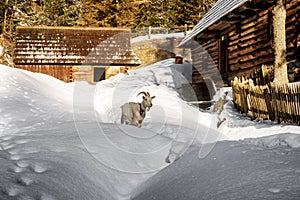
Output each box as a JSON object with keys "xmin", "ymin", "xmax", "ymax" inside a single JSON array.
[
  {"xmin": 264, "ymin": 86, "xmax": 275, "ymax": 121},
  {"xmin": 148, "ymin": 26, "xmax": 151, "ymax": 39}
]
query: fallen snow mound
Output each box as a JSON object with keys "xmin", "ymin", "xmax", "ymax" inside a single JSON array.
[
  {"xmin": 1, "ymin": 61, "xmax": 300, "ymax": 200},
  {"xmin": 244, "ymin": 133, "xmax": 300, "ymax": 148}
]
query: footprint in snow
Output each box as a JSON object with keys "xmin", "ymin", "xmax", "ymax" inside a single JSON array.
[
  {"xmin": 31, "ymin": 163, "xmax": 47, "ymax": 173},
  {"xmin": 16, "ymin": 160, "xmax": 30, "ymax": 168},
  {"xmin": 14, "ymin": 160, "xmax": 47, "ymax": 173},
  {"xmin": 268, "ymin": 188, "xmax": 281, "ymax": 193},
  {"xmin": 3, "ymin": 185, "xmax": 22, "ymax": 197},
  {"xmin": 10, "ymin": 154, "xmax": 23, "ymax": 161},
  {"xmin": 15, "ymin": 139, "xmax": 30, "ymax": 144},
  {"xmin": 11, "ymin": 166, "xmax": 26, "ymax": 173},
  {"xmin": 7, "ymin": 148, "xmax": 19, "ymax": 155},
  {"xmin": 2, "ymin": 143, "xmax": 17, "ymax": 151},
  {"xmin": 1, "ymin": 140, "xmax": 13, "ymax": 146},
  {"xmin": 17, "ymin": 175, "xmax": 34, "ymax": 186},
  {"xmin": 1, "ymin": 135, "xmax": 13, "ymax": 141}
]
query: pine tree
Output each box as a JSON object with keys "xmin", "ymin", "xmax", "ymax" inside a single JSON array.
[{"xmin": 77, "ymin": 0, "xmax": 217, "ymax": 28}]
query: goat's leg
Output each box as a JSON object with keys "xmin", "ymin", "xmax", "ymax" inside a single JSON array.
[
  {"xmin": 121, "ymin": 115, "xmax": 131, "ymax": 125},
  {"xmin": 132, "ymin": 119, "xmax": 141, "ymax": 128},
  {"xmin": 121, "ymin": 115, "xmax": 125, "ymax": 124}
]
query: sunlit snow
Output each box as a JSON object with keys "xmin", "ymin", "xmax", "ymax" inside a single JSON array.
[{"xmin": 1, "ymin": 59, "xmax": 300, "ymax": 200}]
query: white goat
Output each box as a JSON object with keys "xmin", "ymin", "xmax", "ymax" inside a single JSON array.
[{"xmin": 121, "ymin": 91, "xmax": 155, "ymax": 128}]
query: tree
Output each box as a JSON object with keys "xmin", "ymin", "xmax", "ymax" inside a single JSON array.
[
  {"xmin": 78, "ymin": 0, "xmax": 217, "ymax": 28},
  {"xmin": 0, "ymin": 0, "xmax": 82, "ymax": 65},
  {"xmin": 0, "ymin": 0, "xmax": 16, "ymax": 66},
  {"xmin": 273, "ymin": 0, "xmax": 288, "ymax": 84}
]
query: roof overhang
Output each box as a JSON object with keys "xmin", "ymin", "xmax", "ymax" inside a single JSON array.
[
  {"xmin": 178, "ymin": 0, "xmax": 249, "ymax": 47},
  {"xmin": 179, "ymin": 0, "xmax": 276, "ymax": 47}
]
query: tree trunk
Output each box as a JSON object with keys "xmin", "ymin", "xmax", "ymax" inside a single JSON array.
[
  {"xmin": 2, "ymin": 0, "xmax": 9, "ymax": 35},
  {"xmin": 273, "ymin": 0, "xmax": 288, "ymax": 84}
]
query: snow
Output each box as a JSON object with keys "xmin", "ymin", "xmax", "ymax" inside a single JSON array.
[
  {"xmin": 131, "ymin": 32, "xmax": 185, "ymax": 44},
  {"xmin": 1, "ymin": 59, "xmax": 300, "ymax": 200},
  {"xmin": 131, "ymin": 137, "xmax": 300, "ymax": 200}
]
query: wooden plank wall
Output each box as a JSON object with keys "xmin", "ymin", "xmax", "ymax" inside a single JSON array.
[
  {"xmin": 15, "ymin": 65, "xmax": 72, "ymax": 83},
  {"xmin": 72, "ymin": 66, "xmax": 93, "ymax": 82},
  {"xmin": 15, "ymin": 65, "xmax": 137, "ymax": 83},
  {"xmin": 228, "ymin": 0, "xmax": 298, "ymax": 80},
  {"xmin": 192, "ymin": 0, "xmax": 299, "ymax": 86},
  {"xmin": 191, "ymin": 39, "xmax": 220, "ymax": 84},
  {"xmin": 227, "ymin": 9, "xmax": 273, "ymax": 78}
]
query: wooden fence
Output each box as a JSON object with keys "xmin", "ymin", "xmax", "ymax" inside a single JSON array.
[{"xmin": 232, "ymin": 77, "xmax": 300, "ymax": 125}]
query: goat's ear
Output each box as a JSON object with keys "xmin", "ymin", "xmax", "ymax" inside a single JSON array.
[{"xmin": 152, "ymin": 96, "xmax": 156, "ymax": 99}]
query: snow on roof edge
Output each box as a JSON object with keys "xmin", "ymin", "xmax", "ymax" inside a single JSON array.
[{"xmin": 178, "ymin": 0, "xmax": 248, "ymax": 47}]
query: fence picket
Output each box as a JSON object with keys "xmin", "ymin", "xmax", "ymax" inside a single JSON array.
[{"xmin": 232, "ymin": 78, "xmax": 300, "ymax": 125}]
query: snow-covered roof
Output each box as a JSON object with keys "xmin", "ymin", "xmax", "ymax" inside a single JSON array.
[
  {"xmin": 179, "ymin": 0, "xmax": 248, "ymax": 47},
  {"xmin": 14, "ymin": 26, "xmax": 141, "ymax": 65}
]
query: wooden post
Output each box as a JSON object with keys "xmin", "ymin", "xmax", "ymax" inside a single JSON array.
[
  {"xmin": 264, "ymin": 86, "xmax": 275, "ymax": 121},
  {"xmin": 2, "ymin": 0, "xmax": 9, "ymax": 35},
  {"xmin": 148, "ymin": 26, "xmax": 151, "ymax": 39},
  {"xmin": 261, "ymin": 64, "xmax": 268, "ymax": 85},
  {"xmin": 273, "ymin": 0, "xmax": 288, "ymax": 84}
]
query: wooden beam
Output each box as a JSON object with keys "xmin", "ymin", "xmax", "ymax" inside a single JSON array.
[
  {"xmin": 221, "ymin": 15, "xmax": 244, "ymax": 23},
  {"xmin": 195, "ymin": 30, "xmax": 219, "ymax": 40},
  {"xmin": 232, "ymin": 8, "xmax": 258, "ymax": 17},
  {"xmin": 244, "ymin": 1, "xmax": 273, "ymax": 11},
  {"xmin": 250, "ymin": 0, "xmax": 275, "ymax": 5}
]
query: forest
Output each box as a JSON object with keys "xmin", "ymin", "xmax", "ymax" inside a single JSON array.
[{"xmin": 0, "ymin": 0, "xmax": 217, "ymax": 33}]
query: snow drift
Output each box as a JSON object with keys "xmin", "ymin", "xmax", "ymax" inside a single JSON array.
[{"xmin": 1, "ymin": 59, "xmax": 300, "ymax": 200}]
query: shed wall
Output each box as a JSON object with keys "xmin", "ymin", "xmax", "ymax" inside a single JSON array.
[
  {"xmin": 191, "ymin": 0, "xmax": 299, "ymax": 86},
  {"xmin": 15, "ymin": 65, "xmax": 72, "ymax": 82}
]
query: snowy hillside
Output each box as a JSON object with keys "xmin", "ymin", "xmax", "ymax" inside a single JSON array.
[{"xmin": 1, "ymin": 59, "xmax": 300, "ymax": 200}]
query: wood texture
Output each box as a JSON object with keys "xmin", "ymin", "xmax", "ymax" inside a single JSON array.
[
  {"xmin": 232, "ymin": 77, "xmax": 300, "ymax": 124},
  {"xmin": 190, "ymin": 0, "xmax": 299, "ymax": 86}
]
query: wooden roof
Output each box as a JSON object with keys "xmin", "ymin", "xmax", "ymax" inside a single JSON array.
[
  {"xmin": 14, "ymin": 26, "xmax": 141, "ymax": 66},
  {"xmin": 179, "ymin": 0, "xmax": 249, "ymax": 46}
]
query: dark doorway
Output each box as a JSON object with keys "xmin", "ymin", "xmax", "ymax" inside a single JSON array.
[
  {"xmin": 93, "ymin": 67, "xmax": 106, "ymax": 82},
  {"xmin": 219, "ymin": 35, "xmax": 228, "ymax": 74}
]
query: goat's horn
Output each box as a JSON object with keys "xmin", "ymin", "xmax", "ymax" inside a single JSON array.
[
  {"xmin": 147, "ymin": 92, "xmax": 150, "ymax": 96},
  {"xmin": 137, "ymin": 91, "xmax": 148, "ymax": 97}
]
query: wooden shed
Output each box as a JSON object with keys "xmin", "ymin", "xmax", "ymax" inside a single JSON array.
[
  {"xmin": 14, "ymin": 26, "xmax": 141, "ymax": 83},
  {"xmin": 179, "ymin": 0, "xmax": 299, "ymax": 98}
]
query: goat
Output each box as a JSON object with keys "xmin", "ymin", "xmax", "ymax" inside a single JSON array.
[{"xmin": 121, "ymin": 91, "xmax": 155, "ymax": 128}]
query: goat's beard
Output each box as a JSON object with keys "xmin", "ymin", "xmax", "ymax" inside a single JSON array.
[{"xmin": 146, "ymin": 107, "xmax": 150, "ymax": 112}]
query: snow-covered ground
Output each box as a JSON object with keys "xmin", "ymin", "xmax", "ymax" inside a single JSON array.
[
  {"xmin": 131, "ymin": 32, "xmax": 186, "ymax": 44},
  {"xmin": 0, "ymin": 59, "xmax": 300, "ymax": 200}
]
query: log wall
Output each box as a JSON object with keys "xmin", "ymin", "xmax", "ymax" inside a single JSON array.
[
  {"xmin": 228, "ymin": 0, "xmax": 299, "ymax": 80},
  {"xmin": 191, "ymin": 39, "xmax": 220, "ymax": 84},
  {"xmin": 15, "ymin": 65, "xmax": 136, "ymax": 83},
  {"xmin": 191, "ymin": 0, "xmax": 299, "ymax": 87},
  {"xmin": 15, "ymin": 65, "xmax": 72, "ymax": 83}
]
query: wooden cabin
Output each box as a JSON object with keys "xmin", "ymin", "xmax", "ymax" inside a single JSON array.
[
  {"xmin": 179, "ymin": 0, "xmax": 299, "ymax": 99},
  {"xmin": 14, "ymin": 26, "xmax": 141, "ymax": 83}
]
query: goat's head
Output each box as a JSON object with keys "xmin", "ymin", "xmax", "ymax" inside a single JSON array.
[{"xmin": 137, "ymin": 91, "xmax": 155, "ymax": 111}]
